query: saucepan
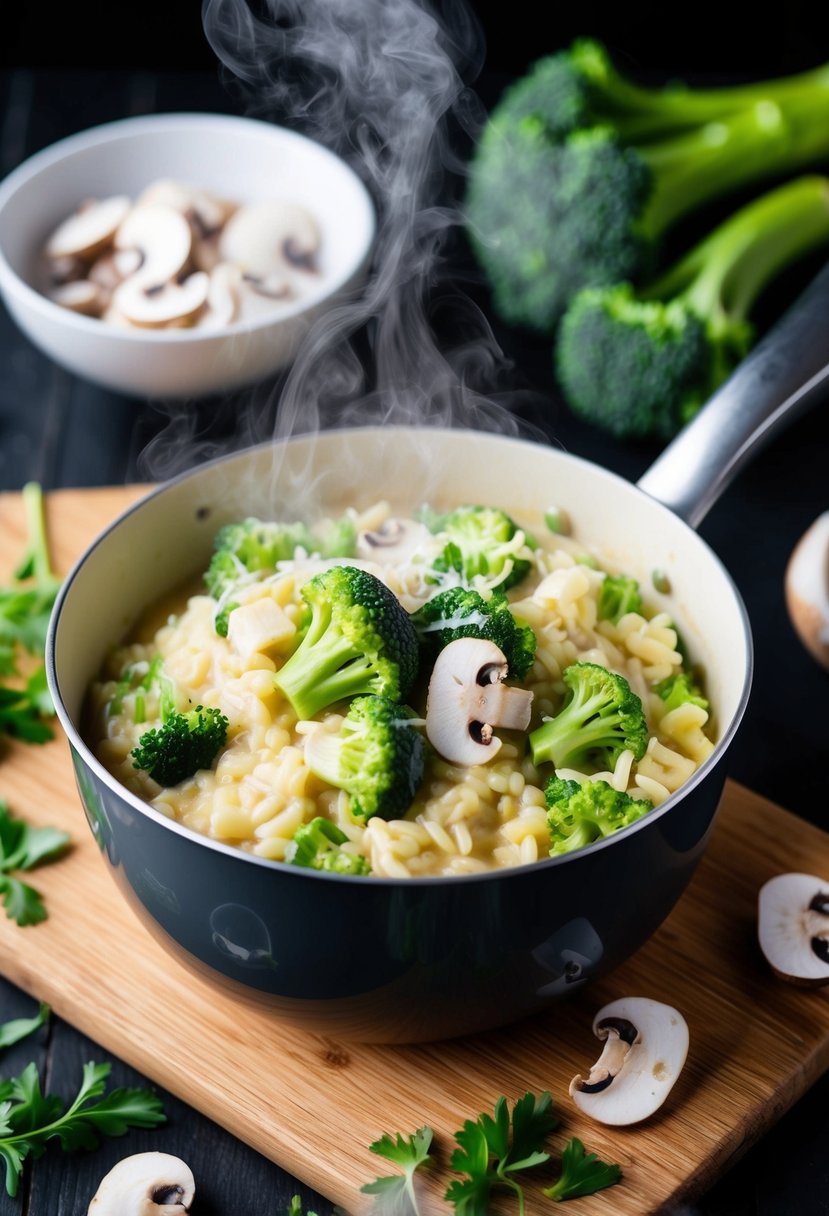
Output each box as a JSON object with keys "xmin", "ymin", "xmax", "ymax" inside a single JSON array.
[{"xmin": 45, "ymin": 263, "xmax": 829, "ymax": 1043}]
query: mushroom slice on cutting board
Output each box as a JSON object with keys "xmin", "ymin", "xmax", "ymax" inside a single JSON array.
[
  {"xmin": 758, "ymin": 871, "xmax": 829, "ymax": 987},
  {"xmin": 425, "ymin": 637, "xmax": 533, "ymax": 766},
  {"xmin": 784, "ymin": 511, "xmax": 829, "ymax": 670},
  {"xmin": 87, "ymin": 1151, "xmax": 195, "ymax": 1214},
  {"xmin": 570, "ymin": 996, "xmax": 689, "ymax": 1125}
]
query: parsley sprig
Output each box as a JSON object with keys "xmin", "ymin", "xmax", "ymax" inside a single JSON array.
[
  {"xmin": 446, "ymin": 1092, "xmax": 558, "ymax": 1215},
  {"xmin": 0, "ymin": 800, "xmax": 70, "ymax": 925},
  {"xmin": 0, "ymin": 1002, "xmax": 49, "ymax": 1051},
  {"xmin": 0, "ymin": 483, "xmax": 61, "ymax": 746},
  {"xmin": 360, "ymin": 1092, "xmax": 622, "ymax": 1212},
  {"xmin": 0, "ymin": 1060, "xmax": 166, "ymax": 1196},
  {"xmin": 544, "ymin": 1137, "xmax": 622, "ymax": 1202},
  {"xmin": 361, "ymin": 1126, "xmax": 434, "ymax": 1213}
]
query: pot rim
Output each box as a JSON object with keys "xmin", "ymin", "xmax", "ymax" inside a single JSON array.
[{"xmin": 45, "ymin": 424, "xmax": 754, "ymax": 886}]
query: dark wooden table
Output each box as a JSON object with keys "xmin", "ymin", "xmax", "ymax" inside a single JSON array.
[{"xmin": 1, "ymin": 13, "xmax": 828, "ymax": 1213}]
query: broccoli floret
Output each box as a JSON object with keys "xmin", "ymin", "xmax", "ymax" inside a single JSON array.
[
  {"xmin": 545, "ymin": 775, "xmax": 653, "ymax": 855},
  {"xmin": 530, "ymin": 661, "xmax": 648, "ymax": 771},
  {"xmin": 272, "ymin": 566, "xmax": 419, "ymax": 720},
  {"xmin": 555, "ymin": 175, "xmax": 829, "ymax": 437},
  {"xmin": 466, "ymin": 44, "xmax": 829, "ymax": 331},
  {"xmin": 421, "ymin": 505, "xmax": 536, "ymax": 591},
  {"xmin": 131, "ymin": 705, "xmax": 229, "ymax": 787},
  {"xmin": 597, "ymin": 573, "xmax": 643, "ymax": 624},
  {"xmin": 110, "ymin": 654, "xmax": 177, "ymax": 722},
  {"xmin": 205, "ymin": 515, "xmax": 357, "ymax": 636},
  {"xmin": 286, "ymin": 817, "xmax": 371, "ymax": 874},
  {"xmin": 656, "ymin": 671, "xmax": 709, "ymax": 713},
  {"xmin": 303, "ymin": 695, "xmax": 425, "ymax": 821},
  {"xmin": 410, "ymin": 587, "xmax": 536, "ymax": 680}
]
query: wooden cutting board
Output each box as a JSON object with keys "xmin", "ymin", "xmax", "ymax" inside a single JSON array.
[{"xmin": 0, "ymin": 486, "xmax": 827, "ymax": 1215}]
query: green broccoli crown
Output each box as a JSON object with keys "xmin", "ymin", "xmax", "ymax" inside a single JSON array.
[
  {"xmin": 286, "ymin": 817, "xmax": 371, "ymax": 874},
  {"xmin": 656, "ymin": 671, "xmax": 709, "ymax": 713},
  {"xmin": 423, "ymin": 504, "xmax": 536, "ymax": 591},
  {"xmin": 131, "ymin": 705, "xmax": 229, "ymax": 787},
  {"xmin": 205, "ymin": 515, "xmax": 357, "ymax": 636},
  {"xmin": 529, "ymin": 661, "xmax": 648, "ymax": 771},
  {"xmin": 545, "ymin": 775, "xmax": 653, "ymax": 855},
  {"xmin": 555, "ymin": 282, "xmax": 746, "ymax": 440},
  {"xmin": 597, "ymin": 572, "xmax": 644, "ymax": 624},
  {"xmin": 272, "ymin": 566, "xmax": 420, "ymax": 721},
  {"xmin": 466, "ymin": 124, "xmax": 652, "ymax": 332},
  {"xmin": 303, "ymin": 694, "xmax": 425, "ymax": 822},
  {"xmin": 467, "ymin": 42, "xmax": 829, "ymax": 334},
  {"xmin": 410, "ymin": 587, "xmax": 536, "ymax": 680}
]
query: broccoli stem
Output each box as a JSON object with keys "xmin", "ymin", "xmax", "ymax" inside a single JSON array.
[
  {"xmin": 639, "ymin": 93, "xmax": 829, "ymax": 239},
  {"xmin": 646, "ymin": 175, "xmax": 829, "ymax": 324}
]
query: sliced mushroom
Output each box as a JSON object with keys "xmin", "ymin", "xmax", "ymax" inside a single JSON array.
[
  {"xmin": 136, "ymin": 178, "xmax": 236, "ymax": 236},
  {"xmin": 195, "ymin": 262, "xmax": 242, "ymax": 329},
  {"xmin": 49, "ymin": 279, "xmax": 106, "ymax": 316},
  {"xmin": 87, "ymin": 1151, "xmax": 195, "ymax": 1214},
  {"xmin": 114, "ymin": 203, "xmax": 193, "ymax": 290},
  {"xmin": 758, "ymin": 871, "xmax": 829, "ymax": 987},
  {"xmin": 45, "ymin": 195, "xmax": 132, "ymax": 261},
  {"xmin": 356, "ymin": 518, "xmax": 432, "ymax": 563},
  {"xmin": 219, "ymin": 200, "xmax": 321, "ymax": 279},
  {"xmin": 426, "ymin": 637, "xmax": 533, "ymax": 766},
  {"xmin": 88, "ymin": 248, "xmax": 144, "ymax": 293},
  {"xmin": 569, "ymin": 996, "xmax": 689, "ymax": 1125},
  {"xmin": 112, "ymin": 271, "xmax": 210, "ymax": 328},
  {"xmin": 784, "ymin": 512, "xmax": 829, "ymax": 670}
]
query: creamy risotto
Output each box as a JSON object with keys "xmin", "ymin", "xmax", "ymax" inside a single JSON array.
[{"xmin": 86, "ymin": 501, "xmax": 715, "ymax": 878}]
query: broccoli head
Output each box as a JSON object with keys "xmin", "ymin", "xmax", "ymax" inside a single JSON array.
[
  {"xmin": 466, "ymin": 46, "xmax": 829, "ymax": 331},
  {"xmin": 656, "ymin": 671, "xmax": 709, "ymax": 713},
  {"xmin": 205, "ymin": 514, "xmax": 357, "ymax": 636},
  {"xmin": 422, "ymin": 504, "xmax": 536, "ymax": 591},
  {"xmin": 131, "ymin": 705, "xmax": 229, "ymax": 787},
  {"xmin": 272, "ymin": 566, "xmax": 420, "ymax": 720},
  {"xmin": 286, "ymin": 817, "xmax": 371, "ymax": 874},
  {"xmin": 597, "ymin": 573, "xmax": 643, "ymax": 624},
  {"xmin": 303, "ymin": 694, "xmax": 425, "ymax": 821},
  {"xmin": 530, "ymin": 661, "xmax": 648, "ymax": 772},
  {"xmin": 411, "ymin": 587, "xmax": 536, "ymax": 680},
  {"xmin": 545, "ymin": 775, "xmax": 653, "ymax": 855},
  {"xmin": 555, "ymin": 175, "xmax": 829, "ymax": 438}
]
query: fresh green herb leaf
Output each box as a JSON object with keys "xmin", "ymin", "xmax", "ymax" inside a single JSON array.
[
  {"xmin": 361, "ymin": 1126, "xmax": 433, "ymax": 1214},
  {"xmin": 0, "ymin": 1003, "xmax": 49, "ymax": 1050},
  {"xmin": 0, "ymin": 801, "xmax": 70, "ymax": 925},
  {"xmin": 445, "ymin": 1092, "xmax": 558, "ymax": 1215},
  {"xmin": 543, "ymin": 1136, "xmax": 622, "ymax": 1201},
  {"xmin": 0, "ymin": 485, "xmax": 61, "ymax": 747},
  {"xmin": 0, "ymin": 1060, "xmax": 165, "ymax": 1196}
]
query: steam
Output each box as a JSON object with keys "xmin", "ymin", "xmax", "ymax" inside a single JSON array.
[{"xmin": 138, "ymin": 0, "xmax": 545, "ymax": 482}]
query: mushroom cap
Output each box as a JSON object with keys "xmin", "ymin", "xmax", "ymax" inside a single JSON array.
[
  {"xmin": 87, "ymin": 1151, "xmax": 195, "ymax": 1214},
  {"xmin": 113, "ymin": 272, "xmax": 209, "ymax": 328},
  {"xmin": 784, "ymin": 512, "xmax": 829, "ymax": 670},
  {"xmin": 45, "ymin": 195, "xmax": 132, "ymax": 260},
  {"xmin": 570, "ymin": 995, "xmax": 689, "ymax": 1126},
  {"xmin": 219, "ymin": 200, "xmax": 321, "ymax": 276},
  {"xmin": 758, "ymin": 871, "xmax": 829, "ymax": 987},
  {"xmin": 355, "ymin": 518, "xmax": 433, "ymax": 563},
  {"xmin": 195, "ymin": 262, "xmax": 241, "ymax": 330},
  {"xmin": 425, "ymin": 636, "xmax": 533, "ymax": 766},
  {"xmin": 114, "ymin": 203, "xmax": 193, "ymax": 287}
]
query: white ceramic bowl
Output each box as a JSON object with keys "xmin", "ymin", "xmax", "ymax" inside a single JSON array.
[{"xmin": 0, "ymin": 113, "xmax": 375, "ymax": 398}]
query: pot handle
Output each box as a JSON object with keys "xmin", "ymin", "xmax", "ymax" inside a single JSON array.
[{"xmin": 636, "ymin": 259, "xmax": 829, "ymax": 530}]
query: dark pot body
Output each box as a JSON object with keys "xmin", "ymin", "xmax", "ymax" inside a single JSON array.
[{"xmin": 49, "ymin": 429, "xmax": 752, "ymax": 1044}]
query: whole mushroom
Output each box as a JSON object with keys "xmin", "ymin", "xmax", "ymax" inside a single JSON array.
[
  {"xmin": 569, "ymin": 996, "xmax": 689, "ymax": 1126},
  {"xmin": 87, "ymin": 1152, "xmax": 195, "ymax": 1214},
  {"xmin": 425, "ymin": 637, "xmax": 533, "ymax": 766},
  {"xmin": 757, "ymin": 871, "xmax": 829, "ymax": 987},
  {"xmin": 784, "ymin": 511, "xmax": 829, "ymax": 669}
]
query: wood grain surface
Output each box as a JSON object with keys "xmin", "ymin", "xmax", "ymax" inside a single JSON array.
[{"xmin": 0, "ymin": 487, "xmax": 827, "ymax": 1216}]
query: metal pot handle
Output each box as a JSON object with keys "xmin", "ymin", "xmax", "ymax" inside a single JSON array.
[{"xmin": 637, "ymin": 259, "xmax": 829, "ymax": 530}]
